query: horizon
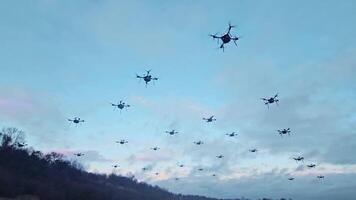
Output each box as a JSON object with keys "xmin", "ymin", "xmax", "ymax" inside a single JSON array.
[{"xmin": 1, "ymin": 1, "xmax": 356, "ymax": 199}]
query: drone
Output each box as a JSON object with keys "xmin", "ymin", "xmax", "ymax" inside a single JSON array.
[
  {"xmin": 212, "ymin": 174, "xmax": 217, "ymax": 177},
  {"xmin": 203, "ymin": 116, "xmax": 216, "ymax": 123},
  {"xmin": 226, "ymin": 132, "xmax": 238, "ymax": 137},
  {"xmin": 113, "ymin": 165, "xmax": 119, "ymax": 168},
  {"xmin": 194, "ymin": 141, "xmax": 204, "ymax": 145},
  {"xmin": 68, "ymin": 117, "xmax": 85, "ymax": 124},
  {"xmin": 307, "ymin": 164, "xmax": 316, "ymax": 168},
  {"xmin": 151, "ymin": 147, "xmax": 160, "ymax": 151},
  {"xmin": 175, "ymin": 178, "xmax": 180, "ymax": 181},
  {"xmin": 197, "ymin": 168, "xmax": 204, "ymax": 171},
  {"xmin": 154, "ymin": 172, "xmax": 160, "ymax": 176},
  {"xmin": 261, "ymin": 94, "xmax": 279, "ymax": 108},
  {"xmin": 16, "ymin": 142, "xmax": 27, "ymax": 148},
  {"xmin": 216, "ymin": 155, "xmax": 224, "ymax": 159},
  {"xmin": 111, "ymin": 100, "xmax": 130, "ymax": 111},
  {"xmin": 166, "ymin": 130, "xmax": 178, "ymax": 136},
  {"xmin": 210, "ymin": 23, "xmax": 240, "ymax": 51},
  {"xmin": 178, "ymin": 164, "xmax": 184, "ymax": 168},
  {"xmin": 288, "ymin": 177, "xmax": 295, "ymax": 181},
  {"xmin": 277, "ymin": 128, "xmax": 291, "ymax": 136},
  {"xmin": 116, "ymin": 140, "xmax": 128, "ymax": 145},
  {"xmin": 142, "ymin": 167, "xmax": 149, "ymax": 171},
  {"xmin": 74, "ymin": 153, "xmax": 84, "ymax": 157},
  {"xmin": 317, "ymin": 175, "xmax": 325, "ymax": 179},
  {"xmin": 136, "ymin": 70, "xmax": 158, "ymax": 87},
  {"xmin": 249, "ymin": 149, "xmax": 258, "ymax": 153},
  {"xmin": 293, "ymin": 156, "xmax": 304, "ymax": 162}
]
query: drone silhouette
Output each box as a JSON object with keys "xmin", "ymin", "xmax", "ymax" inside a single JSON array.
[
  {"xmin": 178, "ymin": 164, "xmax": 184, "ymax": 168},
  {"xmin": 113, "ymin": 165, "xmax": 119, "ymax": 168},
  {"xmin": 293, "ymin": 156, "xmax": 304, "ymax": 163},
  {"xmin": 116, "ymin": 140, "xmax": 128, "ymax": 145},
  {"xmin": 151, "ymin": 147, "xmax": 160, "ymax": 151},
  {"xmin": 277, "ymin": 128, "xmax": 291, "ymax": 137},
  {"xmin": 68, "ymin": 117, "xmax": 84, "ymax": 124},
  {"xmin": 74, "ymin": 153, "xmax": 84, "ymax": 157},
  {"xmin": 307, "ymin": 164, "xmax": 316, "ymax": 168},
  {"xmin": 154, "ymin": 172, "xmax": 160, "ymax": 176},
  {"xmin": 166, "ymin": 130, "xmax": 178, "ymax": 136},
  {"xmin": 249, "ymin": 149, "xmax": 258, "ymax": 153},
  {"xmin": 216, "ymin": 155, "xmax": 224, "ymax": 159},
  {"xmin": 136, "ymin": 70, "xmax": 158, "ymax": 87},
  {"xmin": 197, "ymin": 168, "xmax": 204, "ymax": 171},
  {"xmin": 288, "ymin": 177, "xmax": 295, "ymax": 181},
  {"xmin": 203, "ymin": 116, "xmax": 216, "ymax": 123},
  {"xmin": 16, "ymin": 142, "xmax": 27, "ymax": 148},
  {"xmin": 212, "ymin": 174, "xmax": 217, "ymax": 177},
  {"xmin": 175, "ymin": 178, "xmax": 180, "ymax": 181},
  {"xmin": 194, "ymin": 141, "xmax": 204, "ymax": 145},
  {"xmin": 226, "ymin": 132, "xmax": 238, "ymax": 137},
  {"xmin": 142, "ymin": 167, "xmax": 149, "ymax": 171},
  {"xmin": 111, "ymin": 100, "xmax": 130, "ymax": 111},
  {"xmin": 210, "ymin": 23, "xmax": 240, "ymax": 51},
  {"xmin": 317, "ymin": 175, "xmax": 325, "ymax": 179},
  {"xmin": 261, "ymin": 94, "xmax": 279, "ymax": 108}
]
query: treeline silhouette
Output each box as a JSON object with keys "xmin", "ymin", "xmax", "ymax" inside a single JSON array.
[{"xmin": 0, "ymin": 127, "xmax": 290, "ymax": 200}]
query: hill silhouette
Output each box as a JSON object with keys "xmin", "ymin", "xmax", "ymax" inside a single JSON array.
[{"xmin": 0, "ymin": 127, "xmax": 230, "ymax": 200}]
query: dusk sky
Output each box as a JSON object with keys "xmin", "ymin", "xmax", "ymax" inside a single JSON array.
[{"xmin": 1, "ymin": 0, "xmax": 356, "ymax": 199}]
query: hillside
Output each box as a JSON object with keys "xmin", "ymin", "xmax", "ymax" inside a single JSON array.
[{"xmin": 0, "ymin": 128, "xmax": 230, "ymax": 200}]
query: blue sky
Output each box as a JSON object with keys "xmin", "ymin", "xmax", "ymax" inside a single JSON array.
[{"xmin": 1, "ymin": 0, "xmax": 356, "ymax": 199}]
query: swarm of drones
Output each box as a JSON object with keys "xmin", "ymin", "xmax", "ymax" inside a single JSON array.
[{"xmin": 66, "ymin": 23, "xmax": 324, "ymax": 185}]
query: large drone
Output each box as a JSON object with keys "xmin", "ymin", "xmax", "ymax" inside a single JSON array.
[
  {"xmin": 261, "ymin": 94, "xmax": 279, "ymax": 108},
  {"xmin": 136, "ymin": 70, "xmax": 158, "ymax": 87},
  {"xmin": 210, "ymin": 23, "xmax": 240, "ymax": 51},
  {"xmin": 277, "ymin": 128, "xmax": 291, "ymax": 137},
  {"xmin": 68, "ymin": 117, "xmax": 85, "ymax": 124},
  {"xmin": 203, "ymin": 115, "xmax": 216, "ymax": 123},
  {"xmin": 111, "ymin": 100, "xmax": 130, "ymax": 111}
]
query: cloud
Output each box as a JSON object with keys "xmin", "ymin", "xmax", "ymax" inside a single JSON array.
[{"xmin": 0, "ymin": 87, "xmax": 67, "ymax": 144}]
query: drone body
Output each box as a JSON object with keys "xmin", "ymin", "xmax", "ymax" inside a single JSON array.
[
  {"xmin": 307, "ymin": 164, "xmax": 316, "ymax": 168},
  {"xmin": 261, "ymin": 94, "xmax": 279, "ymax": 108},
  {"xmin": 277, "ymin": 128, "xmax": 291, "ymax": 137},
  {"xmin": 249, "ymin": 149, "xmax": 258, "ymax": 153},
  {"xmin": 194, "ymin": 141, "xmax": 204, "ymax": 145},
  {"xmin": 116, "ymin": 140, "xmax": 128, "ymax": 145},
  {"xmin": 16, "ymin": 143, "xmax": 27, "ymax": 148},
  {"xmin": 293, "ymin": 156, "xmax": 304, "ymax": 162},
  {"xmin": 210, "ymin": 23, "xmax": 240, "ymax": 51},
  {"xmin": 151, "ymin": 147, "xmax": 160, "ymax": 151},
  {"xmin": 216, "ymin": 155, "xmax": 224, "ymax": 159},
  {"xmin": 136, "ymin": 70, "xmax": 158, "ymax": 87},
  {"xmin": 111, "ymin": 100, "xmax": 130, "ymax": 111},
  {"xmin": 288, "ymin": 177, "xmax": 295, "ymax": 181},
  {"xmin": 203, "ymin": 116, "xmax": 216, "ymax": 123},
  {"xmin": 68, "ymin": 117, "xmax": 84, "ymax": 124},
  {"xmin": 166, "ymin": 130, "xmax": 178, "ymax": 136},
  {"xmin": 74, "ymin": 153, "xmax": 84, "ymax": 157},
  {"xmin": 226, "ymin": 132, "xmax": 238, "ymax": 137},
  {"xmin": 317, "ymin": 175, "xmax": 325, "ymax": 179}
]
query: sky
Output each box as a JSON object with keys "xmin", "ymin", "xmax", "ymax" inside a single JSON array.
[{"xmin": 1, "ymin": 0, "xmax": 356, "ymax": 199}]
